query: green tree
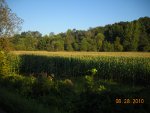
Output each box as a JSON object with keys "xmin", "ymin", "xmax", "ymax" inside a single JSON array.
[
  {"xmin": 0, "ymin": 0, "xmax": 23, "ymax": 51},
  {"xmin": 123, "ymin": 21, "xmax": 140, "ymax": 51},
  {"xmin": 80, "ymin": 38, "xmax": 89, "ymax": 51},
  {"xmin": 0, "ymin": 38, "xmax": 12, "ymax": 51},
  {"xmin": 114, "ymin": 37, "xmax": 123, "ymax": 51},
  {"xmin": 0, "ymin": 0, "xmax": 23, "ymax": 38},
  {"xmin": 138, "ymin": 32, "xmax": 149, "ymax": 51},
  {"xmin": 21, "ymin": 31, "xmax": 42, "ymax": 38},
  {"xmin": 95, "ymin": 33, "xmax": 104, "ymax": 51},
  {"xmin": 64, "ymin": 29, "xmax": 74, "ymax": 51},
  {"xmin": 37, "ymin": 38, "xmax": 47, "ymax": 50},
  {"xmin": 138, "ymin": 17, "xmax": 150, "ymax": 51},
  {"xmin": 53, "ymin": 40, "xmax": 64, "ymax": 51},
  {"xmin": 103, "ymin": 41, "xmax": 114, "ymax": 51},
  {"xmin": 72, "ymin": 42, "xmax": 79, "ymax": 51},
  {"xmin": 87, "ymin": 38, "xmax": 97, "ymax": 51}
]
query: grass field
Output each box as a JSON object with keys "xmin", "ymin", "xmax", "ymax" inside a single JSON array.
[{"xmin": 12, "ymin": 51, "xmax": 150, "ymax": 58}]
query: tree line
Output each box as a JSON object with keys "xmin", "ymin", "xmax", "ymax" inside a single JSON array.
[{"xmin": 0, "ymin": 17, "xmax": 150, "ymax": 52}]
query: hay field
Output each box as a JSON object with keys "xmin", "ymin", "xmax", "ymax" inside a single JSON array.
[{"xmin": 12, "ymin": 51, "xmax": 150, "ymax": 58}]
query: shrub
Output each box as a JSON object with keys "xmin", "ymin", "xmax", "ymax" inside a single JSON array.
[
  {"xmin": 32, "ymin": 76, "xmax": 53, "ymax": 96},
  {"xmin": 0, "ymin": 86, "xmax": 51, "ymax": 113},
  {"xmin": 0, "ymin": 51, "xmax": 11, "ymax": 76}
]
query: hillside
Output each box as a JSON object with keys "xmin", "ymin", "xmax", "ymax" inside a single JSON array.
[{"xmin": 0, "ymin": 17, "xmax": 150, "ymax": 52}]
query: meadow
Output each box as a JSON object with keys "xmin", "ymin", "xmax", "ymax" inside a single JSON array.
[
  {"xmin": 0, "ymin": 51, "xmax": 150, "ymax": 113},
  {"xmin": 12, "ymin": 51, "xmax": 150, "ymax": 57}
]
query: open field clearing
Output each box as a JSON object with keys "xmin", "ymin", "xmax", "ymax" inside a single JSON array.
[{"xmin": 12, "ymin": 51, "xmax": 150, "ymax": 58}]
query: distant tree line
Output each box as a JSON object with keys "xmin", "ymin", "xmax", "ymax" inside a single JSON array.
[{"xmin": 1, "ymin": 17, "xmax": 150, "ymax": 51}]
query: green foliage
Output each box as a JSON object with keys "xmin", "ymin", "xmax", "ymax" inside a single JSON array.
[
  {"xmin": 53, "ymin": 40, "xmax": 64, "ymax": 51},
  {"xmin": 103, "ymin": 41, "xmax": 114, "ymax": 51},
  {"xmin": 0, "ymin": 51, "xmax": 11, "ymax": 76},
  {"xmin": 73, "ymin": 87, "xmax": 150, "ymax": 113},
  {"xmin": 84, "ymin": 75, "xmax": 94, "ymax": 90},
  {"xmin": 95, "ymin": 33, "xmax": 104, "ymax": 51},
  {"xmin": 64, "ymin": 29, "xmax": 74, "ymax": 51},
  {"xmin": 72, "ymin": 42, "xmax": 79, "ymax": 51},
  {"xmin": 114, "ymin": 37, "xmax": 123, "ymax": 51},
  {"xmin": 80, "ymin": 38, "xmax": 89, "ymax": 51},
  {"xmin": 84, "ymin": 68, "xmax": 98, "ymax": 91},
  {"xmin": 37, "ymin": 37, "xmax": 47, "ymax": 50},
  {"xmin": 0, "ymin": 0, "xmax": 23, "ymax": 38},
  {"xmin": 0, "ymin": 86, "xmax": 51, "ymax": 113},
  {"xmin": 0, "ymin": 51, "xmax": 20, "ymax": 76},
  {"xmin": 0, "ymin": 69, "xmax": 149, "ymax": 113},
  {"xmin": 97, "ymin": 85, "xmax": 106, "ymax": 91},
  {"xmin": 0, "ymin": 74, "xmax": 35, "ymax": 96},
  {"xmin": 32, "ymin": 75, "xmax": 53, "ymax": 96},
  {"xmin": 8, "ymin": 17, "xmax": 150, "ymax": 52},
  {"xmin": 138, "ymin": 17, "xmax": 150, "ymax": 51},
  {"xmin": 19, "ymin": 55, "xmax": 150, "ymax": 86},
  {"xmin": 123, "ymin": 21, "xmax": 140, "ymax": 51},
  {"xmin": 65, "ymin": 44, "xmax": 73, "ymax": 51},
  {"xmin": 91, "ymin": 68, "xmax": 97, "ymax": 75},
  {"xmin": 0, "ymin": 38, "xmax": 13, "ymax": 51}
]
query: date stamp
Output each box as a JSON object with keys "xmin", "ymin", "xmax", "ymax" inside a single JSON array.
[{"xmin": 115, "ymin": 98, "xmax": 144, "ymax": 104}]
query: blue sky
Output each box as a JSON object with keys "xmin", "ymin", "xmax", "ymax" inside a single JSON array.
[{"xmin": 7, "ymin": 0, "xmax": 150, "ymax": 35}]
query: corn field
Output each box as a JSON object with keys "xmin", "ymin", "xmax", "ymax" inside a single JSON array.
[{"xmin": 10, "ymin": 52, "xmax": 150, "ymax": 85}]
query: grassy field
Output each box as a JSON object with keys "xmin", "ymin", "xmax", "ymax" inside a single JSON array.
[{"xmin": 12, "ymin": 51, "xmax": 150, "ymax": 57}]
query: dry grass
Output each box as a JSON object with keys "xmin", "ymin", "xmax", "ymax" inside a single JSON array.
[{"xmin": 11, "ymin": 51, "xmax": 150, "ymax": 58}]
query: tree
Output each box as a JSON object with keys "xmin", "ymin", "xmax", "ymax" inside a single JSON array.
[
  {"xmin": 37, "ymin": 38, "xmax": 47, "ymax": 50},
  {"xmin": 87, "ymin": 38, "xmax": 97, "ymax": 51},
  {"xmin": 138, "ymin": 17, "xmax": 150, "ymax": 51},
  {"xmin": 65, "ymin": 44, "xmax": 73, "ymax": 51},
  {"xmin": 21, "ymin": 31, "xmax": 42, "ymax": 38},
  {"xmin": 80, "ymin": 38, "xmax": 89, "ymax": 51},
  {"xmin": 114, "ymin": 37, "xmax": 123, "ymax": 51},
  {"xmin": 0, "ymin": 38, "xmax": 12, "ymax": 51},
  {"xmin": 0, "ymin": 0, "xmax": 23, "ymax": 51},
  {"xmin": 72, "ymin": 42, "xmax": 79, "ymax": 51},
  {"xmin": 3, "ymin": 16, "xmax": 150, "ymax": 52},
  {"xmin": 103, "ymin": 41, "xmax": 114, "ymax": 52},
  {"xmin": 95, "ymin": 33, "xmax": 104, "ymax": 51},
  {"xmin": 123, "ymin": 21, "xmax": 140, "ymax": 51},
  {"xmin": 53, "ymin": 41, "xmax": 64, "ymax": 51},
  {"xmin": 64, "ymin": 29, "xmax": 74, "ymax": 51},
  {"xmin": 0, "ymin": 0, "xmax": 23, "ymax": 38}
]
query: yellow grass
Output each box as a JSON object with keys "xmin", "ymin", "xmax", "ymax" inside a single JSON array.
[{"xmin": 11, "ymin": 51, "xmax": 150, "ymax": 58}]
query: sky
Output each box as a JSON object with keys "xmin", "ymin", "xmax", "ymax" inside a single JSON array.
[{"xmin": 7, "ymin": 0, "xmax": 150, "ymax": 35}]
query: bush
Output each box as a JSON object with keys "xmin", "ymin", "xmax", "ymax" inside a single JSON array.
[
  {"xmin": 0, "ymin": 74, "xmax": 36, "ymax": 96},
  {"xmin": 0, "ymin": 86, "xmax": 51, "ymax": 113},
  {"xmin": 0, "ymin": 51, "xmax": 11, "ymax": 76},
  {"xmin": 56, "ymin": 79, "xmax": 75, "ymax": 113},
  {"xmin": 32, "ymin": 75, "xmax": 53, "ymax": 96}
]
